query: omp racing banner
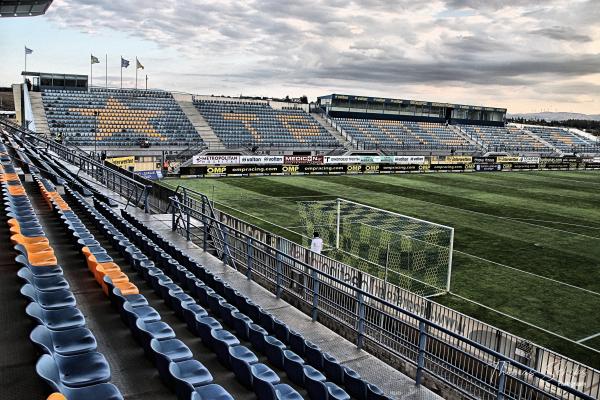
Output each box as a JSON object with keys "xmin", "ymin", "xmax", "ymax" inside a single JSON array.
[
  {"xmin": 299, "ymin": 164, "xmax": 346, "ymax": 174},
  {"xmin": 380, "ymin": 164, "xmax": 421, "ymax": 172},
  {"xmin": 239, "ymin": 155, "xmax": 284, "ymax": 164},
  {"xmin": 226, "ymin": 165, "xmax": 282, "ymax": 174},
  {"xmin": 544, "ymin": 163, "xmax": 571, "ymax": 170},
  {"xmin": 430, "ymin": 164, "xmax": 465, "ymax": 171},
  {"xmin": 192, "ymin": 155, "xmax": 241, "ymax": 165},
  {"xmin": 283, "ymin": 155, "xmax": 324, "ymax": 164},
  {"xmin": 510, "ymin": 163, "xmax": 539, "ymax": 170}
]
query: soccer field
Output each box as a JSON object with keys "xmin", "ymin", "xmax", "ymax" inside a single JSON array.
[{"xmin": 162, "ymin": 170, "xmax": 600, "ymax": 367}]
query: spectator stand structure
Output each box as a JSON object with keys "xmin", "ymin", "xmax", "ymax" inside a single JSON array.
[{"xmin": 194, "ymin": 98, "xmax": 341, "ymax": 151}]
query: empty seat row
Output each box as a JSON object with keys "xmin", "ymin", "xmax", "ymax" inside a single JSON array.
[
  {"xmin": 0, "ymin": 147, "xmax": 123, "ymax": 400},
  {"xmin": 109, "ymin": 204, "xmax": 391, "ymax": 400},
  {"xmin": 459, "ymin": 124, "xmax": 550, "ymax": 152},
  {"xmin": 83, "ymin": 196, "xmax": 304, "ymax": 400},
  {"xmin": 42, "ymin": 88, "xmax": 205, "ymax": 148},
  {"xmin": 333, "ymin": 118, "xmax": 474, "ymax": 150},
  {"xmin": 526, "ymin": 126, "xmax": 597, "ymax": 151},
  {"xmin": 195, "ymin": 100, "xmax": 340, "ymax": 149},
  {"xmin": 31, "ymin": 174, "xmax": 234, "ymax": 400}
]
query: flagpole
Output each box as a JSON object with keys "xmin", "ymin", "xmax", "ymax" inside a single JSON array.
[
  {"xmin": 24, "ymin": 48, "xmax": 27, "ymax": 73},
  {"xmin": 120, "ymin": 56, "xmax": 123, "ymax": 89},
  {"xmin": 135, "ymin": 58, "xmax": 138, "ymax": 90},
  {"xmin": 105, "ymin": 54, "xmax": 107, "ymax": 88},
  {"xmin": 145, "ymin": 74, "xmax": 148, "ymax": 90},
  {"xmin": 90, "ymin": 54, "xmax": 92, "ymax": 92}
]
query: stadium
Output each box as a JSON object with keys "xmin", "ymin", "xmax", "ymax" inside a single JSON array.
[{"xmin": 0, "ymin": 1, "xmax": 599, "ymax": 400}]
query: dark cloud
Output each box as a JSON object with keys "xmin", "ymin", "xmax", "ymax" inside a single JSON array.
[
  {"xmin": 44, "ymin": 0, "xmax": 600, "ymax": 105},
  {"xmin": 529, "ymin": 26, "xmax": 592, "ymax": 42}
]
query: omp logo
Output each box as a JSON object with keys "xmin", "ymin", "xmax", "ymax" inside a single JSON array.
[
  {"xmin": 364, "ymin": 165, "xmax": 379, "ymax": 171},
  {"xmin": 282, "ymin": 166, "xmax": 299, "ymax": 172},
  {"xmin": 207, "ymin": 167, "xmax": 226, "ymax": 174},
  {"xmin": 347, "ymin": 165, "xmax": 361, "ymax": 172}
]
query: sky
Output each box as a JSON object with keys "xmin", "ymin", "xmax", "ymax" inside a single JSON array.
[{"xmin": 1, "ymin": 0, "xmax": 599, "ymax": 113}]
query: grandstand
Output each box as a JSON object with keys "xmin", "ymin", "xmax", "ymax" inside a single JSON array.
[
  {"xmin": 526, "ymin": 125, "xmax": 597, "ymax": 152},
  {"xmin": 458, "ymin": 124, "xmax": 551, "ymax": 153},
  {"xmin": 194, "ymin": 99, "xmax": 341, "ymax": 150},
  {"xmin": 42, "ymin": 88, "xmax": 204, "ymax": 149},
  {"xmin": 331, "ymin": 118, "xmax": 475, "ymax": 151}
]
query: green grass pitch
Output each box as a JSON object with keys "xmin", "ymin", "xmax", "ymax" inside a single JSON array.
[{"xmin": 162, "ymin": 170, "xmax": 600, "ymax": 368}]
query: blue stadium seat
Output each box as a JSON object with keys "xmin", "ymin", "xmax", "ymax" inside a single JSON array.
[
  {"xmin": 150, "ymin": 338, "xmax": 194, "ymax": 386},
  {"xmin": 30, "ymin": 325, "xmax": 97, "ymax": 356},
  {"xmin": 229, "ymin": 345, "xmax": 259, "ymax": 387},
  {"xmin": 283, "ymin": 350, "xmax": 305, "ymax": 386},
  {"xmin": 26, "ymin": 303, "xmax": 86, "ymax": 331},
  {"xmin": 168, "ymin": 359, "xmax": 213, "ymax": 399},
  {"xmin": 36, "ymin": 352, "xmax": 111, "ymax": 388},
  {"xmin": 211, "ymin": 329, "xmax": 240, "ymax": 367},
  {"xmin": 264, "ymin": 335, "xmax": 287, "ymax": 369},
  {"xmin": 20, "ymin": 284, "xmax": 76, "ymax": 310},
  {"xmin": 190, "ymin": 384, "xmax": 235, "ymax": 400}
]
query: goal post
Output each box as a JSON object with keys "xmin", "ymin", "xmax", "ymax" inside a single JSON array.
[{"xmin": 298, "ymin": 198, "xmax": 454, "ymax": 297}]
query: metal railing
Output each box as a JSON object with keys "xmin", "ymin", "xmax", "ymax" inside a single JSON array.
[
  {"xmin": 167, "ymin": 193, "xmax": 596, "ymax": 400},
  {"xmin": 0, "ymin": 119, "xmax": 151, "ymax": 211}
]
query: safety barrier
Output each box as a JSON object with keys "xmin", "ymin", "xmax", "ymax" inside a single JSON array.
[
  {"xmin": 167, "ymin": 189, "xmax": 599, "ymax": 400},
  {"xmin": 0, "ymin": 119, "xmax": 151, "ymax": 211}
]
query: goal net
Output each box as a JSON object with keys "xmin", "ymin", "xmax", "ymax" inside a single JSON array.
[{"xmin": 297, "ymin": 198, "xmax": 454, "ymax": 297}]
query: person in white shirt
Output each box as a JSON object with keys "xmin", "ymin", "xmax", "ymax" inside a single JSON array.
[{"xmin": 310, "ymin": 232, "xmax": 323, "ymax": 254}]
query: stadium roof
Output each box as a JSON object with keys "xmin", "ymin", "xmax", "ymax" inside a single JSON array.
[
  {"xmin": 0, "ymin": 0, "xmax": 52, "ymax": 17},
  {"xmin": 318, "ymin": 93, "xmax": 507, "ymax": 113}
]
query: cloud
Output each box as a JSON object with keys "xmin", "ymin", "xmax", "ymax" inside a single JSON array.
[
  {"xmin": 529, "ymin": 26, "xmax": 592, "ymax": 42},
  {"xmin": 35, "ymin": 0, "xmax": 600, "ymax": 112}
]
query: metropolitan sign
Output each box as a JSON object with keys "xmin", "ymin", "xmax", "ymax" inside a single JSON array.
[{"xmin": 192, "ymin": 155, "xmax": 240, "ymax": 165}]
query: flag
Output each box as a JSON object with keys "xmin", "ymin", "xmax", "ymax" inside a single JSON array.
[
  {"xmin": 25, "ymin": 46, "xmax": 33, "ymax": 54},
  {"xmin": 121, "ymin": 57, "xmax": 130, "ymax": 68},
  {"xmin": 91, "ymin": 54, "xmax": 100, "ymax": 64},
  {"xmin": 136, "ymin": 58, "xmax": 144, "ymax": 70}
]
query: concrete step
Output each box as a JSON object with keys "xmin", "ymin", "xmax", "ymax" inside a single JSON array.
[
  {"xmin": 311, "ymin": 113, "xmax": 353, "ymax": 150},
  {"xmin": 171, "ymin": 92, "xmax": 226, "ymax": 151},
  {"xmin": 29, "ymin": 91, "xmax": 50, "ymax": 135}
]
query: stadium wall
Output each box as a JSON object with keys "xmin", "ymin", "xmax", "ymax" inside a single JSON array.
[{"xmin": 179, "ymin": 155, "xmax": 600, "ymax": 177}]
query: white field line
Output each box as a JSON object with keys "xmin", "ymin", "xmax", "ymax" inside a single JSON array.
[
  {"xmin": 218, "ymin": 193, "xmax": 600, "ymax": 297},
  {"xmin": 211, "ymin": 192, "xmax": 600, "ymax": 351},
  {"xmin": 346, "ymin": 174, "xmax": 600, "ymax": 240},
  {"xmin": 521, "ymin": 172, "xmax": 600, "ymax": 186},
  {"xmin": 453, "ymin": 250, "xmax": 600, "ymax": 297},
  {"xmin": 577, "ymin": 331, "xmax": 600, "ymax": 344},
  {"xmin": 504, "ymin": 217, "xmax": 600, "ymax": 230},
  {"xmin": 449, "ymin": 292, "xmax": 600, "ymax": 354}
]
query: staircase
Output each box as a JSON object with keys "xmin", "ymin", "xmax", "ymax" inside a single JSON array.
[
  {"xmin": 520, "ymin": 127, "xmax": 561, "ymax": 154},
  {"xmin": 171, "ymin": 93, "xmax": 225, "ymax": 151},
  {"xmin": 311, "ymin": 112, "xmax": 353, "ymax": 150},
  {"xmin": 449, "ymin": 124, "xmax": 484, "ymax": 151},
  {"xmin": 29, "ymin": 91, "xmax": 50, "ymax": 135}
]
